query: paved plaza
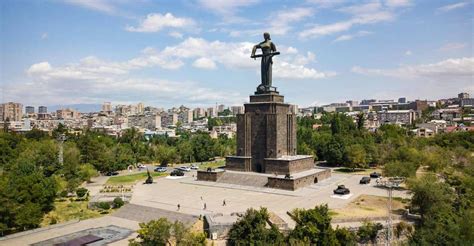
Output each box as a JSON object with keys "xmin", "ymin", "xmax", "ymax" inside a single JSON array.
[
  {"xmin": 132, "ymin": 170, "xmax": 410, "ymax": 227},
  {"xmin": 0, "ymin": 170, "xmax": 410, "ymax": 245}
]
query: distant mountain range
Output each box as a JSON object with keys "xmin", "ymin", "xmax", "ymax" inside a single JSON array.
[{"xmin": 47, "ymin": 104, "xmax": 101, "ymax": 113}]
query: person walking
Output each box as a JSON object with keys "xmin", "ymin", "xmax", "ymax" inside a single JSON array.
[
  {"xmin": 203, "ymin": 203, "xmax": 207, "ymax": 210},
  {"xmin": 223, "ymin": 199, "xmax": 226, "ymax": 206},
  {"xmin": 177, "ymin": 204, "xmax": 181, "ymax": 211}
]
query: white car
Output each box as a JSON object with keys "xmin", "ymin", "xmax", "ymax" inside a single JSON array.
[
  {"xmin": 178, "ymin": 166, "xmax": 191, "ymax": 172},
  {"xmin": 190, "ymin": 165, "xmax": 198, "ymax": 170}
]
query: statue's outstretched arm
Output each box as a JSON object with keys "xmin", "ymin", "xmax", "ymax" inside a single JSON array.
[{"xmin": 251, "ymin": 45, "xmax": 258, "ymax": 57}]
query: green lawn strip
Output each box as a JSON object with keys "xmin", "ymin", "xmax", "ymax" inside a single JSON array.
[
  {"xmin": 198, "ymin": 160, "xmax": 226, "ymax": 170},
  {"xmin": 106, "ymin": 172, "xmax": 165, "ymax": 184},
  {"xmin": 41, "ymin": 199, "xmax": 102, "ymax": 226},
  {"xmin": 333, "ymin": 167, "xmax": 382, "ymax": 175}
]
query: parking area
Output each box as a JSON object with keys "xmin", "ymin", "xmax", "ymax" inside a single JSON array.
[{"xmin": 131, "ymin": 170, "xmax": 410, "ymax": 227}]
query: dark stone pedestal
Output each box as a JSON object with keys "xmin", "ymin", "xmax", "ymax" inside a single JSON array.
[{"xmin": 197, "ymin": 90, "xmax": 331, "ymax": 190}]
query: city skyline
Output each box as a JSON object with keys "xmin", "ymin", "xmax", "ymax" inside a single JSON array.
[{"xmin": 1, "ymin": 0, "xmax": 473, "ymax": 108}]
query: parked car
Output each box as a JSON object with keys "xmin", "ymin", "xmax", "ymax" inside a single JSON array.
[
  {"xmin": 178, "ymin": 166, "xmax": 191, "ymax": 172},
  {"xmin": 370, "ymin": 172, "xmax": 382, "ymax": 178},
  {"xmin": 170, "ymin": 169, "xmax": 185, "ymax": 176},
  {"xmin": 333, "ymin": 185, "xmax": 350, "ymax": 195},
  {"xmin": 137, "ymin": 164, "xmax": 146, "ymax": 169},
  {"xmin": 105, "ymin": 171, "xmax": 119, "ymax": 176},
  {"xmin": 360, "ymin": 176, "xmax": 371, "ymax": 184},
  {"xmin": 154, "ymin": 167, "xmax": 167, "ymax": 172},
  {"xmin": 190, "ymin": 165, "xmax": 199, "ymax": 170}
]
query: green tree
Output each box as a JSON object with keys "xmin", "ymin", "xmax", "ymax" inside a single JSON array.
[
  {"xmin": 357, "ymin": 221, "xmax": 383, "ymax": 244},
  {"xmin": 228, "ymin": 207, "xmax": 285, "ymax": 245},
  {"xmin": 191, "ymin": 133, "xmax": 215, "ymax": 162},
  {"xmin": 129, "ymin": 218, "xmax": 206, "ymax": 246},
  {"xmin": 288, "ymin": 205, "xmax": 338, "ymax": 245},
  {"xmin": 345, "ymin": 144, "xmax": 367, "ymax": 171}
]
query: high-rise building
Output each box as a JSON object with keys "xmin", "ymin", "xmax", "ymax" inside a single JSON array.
[
  {"xmin": 346, "ymin": 100, "xmax": 359, "ymax": 106},
  {"xmin": 0, "ymin": 102, "xmax": 23, "ymax": 121},
  {"xmin": 361, "ymin": 99, "xmax": 376, "ymax": 105},
  {"xmin": 398, "ymin": 97, "xmax": 407, "ymax": 104},
  {"xmin": 137, "ymin": 102, "xmax": 145, "ymax": 114},
  {"xmin": 458, "ymin": 92, "xmax": 470, "ymax": 99},
  {"xmin": 231, "ymin": 106, "xmax": 244, "ymax": 115},
  {"xmin": 102, "ymin": 102, "xmax": 112, "ymax": 114},
  {"xmin": 25, "ymin": 106, "xmax": 35, "ymax": 114},
  {"xmin": 207, "ymin": 107, "xmax": 217, "ymax": 118},
  {"xmin": 38, "ymin": 106, "xmax": 47, "ymax": 113},
  {"xmin": 56, "ymin": 108, "xmax": 81, "ymax": 120},
  {"xmin": 193, "ymin": 108, "xmax": 206, "ymax": 119},
  {"xmin": 217, "ymin": 104, "xmax": 225, "ymax": 113}
]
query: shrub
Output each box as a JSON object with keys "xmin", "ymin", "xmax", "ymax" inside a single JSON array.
[
  {"xmin": 60, "ymin": 190, "xmax": 68, "ymax": 197},
  {"xmin": 97, "ymin": 202, "xmax": 111, "ymax": 210},
  {"xmin": 113, "ymin": 197, "xmax": 125, "ymax": 208},
  {"xmin": 357, "ymin": 221, "xmax": 384, "ymax": 243},
  {"xmin": 76, "ymin": 187, "xmax": 88, "ymax": 198}
]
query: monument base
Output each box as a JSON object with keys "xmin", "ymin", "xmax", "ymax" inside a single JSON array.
[
  {"xmin": 267, "ymin": 169, "xmax": 331, "ymax": 191},
  {"xmin": 196, "ymin": 168, "xmax": 331, "ymax": 191}
]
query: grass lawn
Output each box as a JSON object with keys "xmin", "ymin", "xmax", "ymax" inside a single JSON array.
[
  {"xmin": 199, "ymin": 160, "xmax": 226, "ymax": 170},
  {"xmin": 106, "ymin": 172, "xmax": 166, "ymax": 185},
  {"xmin": 331, "ymin": 195, "xmax": 407, "ymax": 219},
  {"xmin": 41, "ymin": 199, "xmax": 102, "ymax": 226}
]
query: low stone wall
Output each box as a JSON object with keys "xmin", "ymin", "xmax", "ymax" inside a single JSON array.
[
  {"xmin": 197, "ymin": 170, "xmax": 225, "ymax": 182},
  {"xmin": 267, "ymin": 169, "xmax": 331, "ymax": 190},
  {"xmin": 225, "ymin": 156, "xmax": 251, "ymax": 172},
  {"xmin": 264, "ymin": 156, "xmax": 314, "ymax": 175}
]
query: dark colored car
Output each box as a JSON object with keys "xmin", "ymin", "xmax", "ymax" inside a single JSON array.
[
  {"xmin": 360, "ymin": 176, "xmax": 371, "ymax": 184},
  {"xmin": 333, "ymin": 185, "xmax": 350, "ymax": 195},
  {"xmin": 170, "ymin": 169, "xmax": 185, "ymax": 176},
  {"xmin": 370, "ymin": 172, "xmax": 381, "ymax": 178},
  {"xmin": 105, "ymin": 171, "xmax": 119, "ymax": 176}
]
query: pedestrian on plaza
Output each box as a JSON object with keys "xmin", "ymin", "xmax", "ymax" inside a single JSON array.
[
  {"xmin": 223, "ymin": 199, "xmax": 226, "ymax": 206},
  {"xmin": 204, "ymin": 203, "xmax": 207, "ymax": 210},
  {"xmin": 200, "ymin": 196, "xmax": 203, "ymax": 200},
  {"xmin": 177, "ymin": 204, "xmax": 181, "ymax": 211}
]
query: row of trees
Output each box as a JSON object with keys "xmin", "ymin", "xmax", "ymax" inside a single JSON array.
[
  {"xmin": 297, "ymin": 113, "xmax": 474, "ymax": 177},
  {"xmin": 0, "ymin": 127, "xmax": 235, "ymax": 234},
  {"xmin": 227, "ymin": 205, "xmax": 387, "ymax": 245}
]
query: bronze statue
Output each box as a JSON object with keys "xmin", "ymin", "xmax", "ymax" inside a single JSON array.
[{"xmin": 251, "ymin": 32, "xmax": 280, "ymax": 93}]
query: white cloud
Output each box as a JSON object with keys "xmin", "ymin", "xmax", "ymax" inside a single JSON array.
[
  {"xmin": 439, "ymin": 42, "xmax": 467, "ymax": 52},
  {"xmin": 352, "ymin": 57, "xmax": 474, "ymax": 81},
  {"xmin": 228, "ymin": 7, "xmax": 315, "ymax": 37},
  {"xmin": 286, "ymin": 46, "xmax": 299, "ymax": 54},
  {"xmin": 307, "ymin": 0, "xmax": 346, "ymax": 8},
  {"xmin": 384, "ymin": 0, "xmax": 412, "ymax": 8},
  {"xmin": 197, "ymin": 0, "xmax": 259, "ymax": 15},
  {"xmin": 126, "ymin": 13, "xmax": 195, "ymax": 33},
  {"xmin": 333, "ymin": 30, "xmax": 372, "ymax": 42},
  {"xmin": 299, "ymin": 1, "xmax": 405, "ymax": 39},
  {"xmin": 438, "ymin": 2, "xmax": 470, "ymax": 12},
  {"xmin": 274, "ymin": 61, "xmax": 335, "ymax": 80},
  {"xmin": 405, "ymin": 50, "xmax": 412, "ymax": 56},
  {"xmin": 27, "ymin": 62, "xmax": 52, "ymax": 74},
  {"xmin": 193, "ymin": 57, "xmax": 217, "ymax": 69},
  {"xmin": 64, "ymin": 0, "xmax": 117, "ymax": 14},
  {"xmin": 169, "ymin": 31, "xmax": 184, "ymax": 39},
  {"xmin": 24, "ymin": 37, "xmax": 333, "ymax": 107}
]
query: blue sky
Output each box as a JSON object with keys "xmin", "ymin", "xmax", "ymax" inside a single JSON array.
[{"xmin": 1, "ymin": 0, "xmax": 473, "ymax": 108}]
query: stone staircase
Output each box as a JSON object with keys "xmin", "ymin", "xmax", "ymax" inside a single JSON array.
[{"xmin": 216, "ymin": 172, "xmax": 269, "ymax": 187}]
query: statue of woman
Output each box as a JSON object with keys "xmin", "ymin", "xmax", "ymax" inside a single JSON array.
[{"xmin": 251, "ymin": 32, "xmax": 277, "ymax": 91}]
